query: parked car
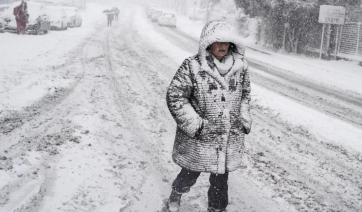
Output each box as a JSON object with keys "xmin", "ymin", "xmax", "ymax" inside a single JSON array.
[
  {"xmin": 47, "ymin": 6, "xmax": 68, "ymax": 30},
  {"xmin": 0, "ymin": 2, "xmax": 20, "ymax": 33},
  {"xmin": 1, "ymin": 1, "xmax": 50, "ymax": 35},
  {"xmin": 151, "ymin": 10, "xmax": 162, "ymax": 22},
  {"xmin": 26, "ymin": 2, "xmax": 50, "ymax": 34},
  {"xmin": 62, "ymin": 6, "xmax": 82, "ymax": 27},
  {"xmin": 147, "ymin": 7, "xmax": 158, "ymax": 18},
  {"xmin": 158, "ymin": 12, "xmax": 177, "ymax": 28},
  {"xmin": 0, "ymin": 5, "xmax": 10, "ymax": 32},
  {"xmin": 188, "ymin": 8, "xmax": 207, "ymax": 21}
]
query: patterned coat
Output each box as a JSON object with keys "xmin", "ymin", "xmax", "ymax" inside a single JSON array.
[{"xmin": 166, "ymin": 21, "xmax": 252, "ymax": 174}]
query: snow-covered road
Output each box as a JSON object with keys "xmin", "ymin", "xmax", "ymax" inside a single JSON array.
[{"xmin": 1, "ymin": 2, "xmax": 362, "ymax": 212}]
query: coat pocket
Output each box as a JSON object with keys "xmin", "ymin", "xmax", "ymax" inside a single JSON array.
[{"xmin": 196, "ymin": 119, "xmax": 218, "ymax": 141}]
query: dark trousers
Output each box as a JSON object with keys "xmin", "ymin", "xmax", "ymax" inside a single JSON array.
[{"xmin": 172, "ymin": 168, "xmax": 229, "ymax": 210}]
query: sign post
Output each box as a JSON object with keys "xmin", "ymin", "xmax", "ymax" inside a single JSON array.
[
  {"xmin": 318, "ymin": 5, "xmax": 346, "ymax": 59},
  {"xmin": 319, "ymin": 24, "xmax": 326, "ymax": 59}
]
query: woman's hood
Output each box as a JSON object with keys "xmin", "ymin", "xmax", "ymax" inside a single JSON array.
[
  {"xmin": 198, "ymin": 20, "xmax": 245, "ymax": 59},
  {"xmin": 196, "ymin": 20, "xmax": 246, "ymax": 90}
]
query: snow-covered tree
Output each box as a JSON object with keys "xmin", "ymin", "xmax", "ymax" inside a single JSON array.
[{"xmin": 234, "ymin": 0, "xmax": 361, "ymax": 53}]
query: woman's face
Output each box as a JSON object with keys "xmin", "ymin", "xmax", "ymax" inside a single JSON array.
[{"xmin": 210, "ymin": 42, "xmax": 230, "ymax": 61}]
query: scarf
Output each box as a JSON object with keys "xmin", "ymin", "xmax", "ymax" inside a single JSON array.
[{"xmin": 212, "ymin": 54, "xmax": 234, "ymax": 76}]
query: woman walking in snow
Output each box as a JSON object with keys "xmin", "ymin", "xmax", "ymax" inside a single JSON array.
[
  {"xmin": 166, "ymin": 20, "xmax": 252, "ymax": 212},
  {"xmin": 14, "ymin": 1, "xmax": 28, "ymax": 35}
]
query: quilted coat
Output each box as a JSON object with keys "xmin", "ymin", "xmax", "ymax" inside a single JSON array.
[{"xmin": 166, "ymin": 21, "xmax": 252, "ymax": 174}]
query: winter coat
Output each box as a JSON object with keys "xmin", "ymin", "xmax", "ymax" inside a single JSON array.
[
  {"xmin": 107, "ymin": 13, "xmax": 114, "ymax": 21},
  {"xmin": 166, "ymin": 20, "xmax": 252, "ymax": 174},
  {"xmin": 14, "ymin": 5, "xmax": 26, "ymax": 23}
]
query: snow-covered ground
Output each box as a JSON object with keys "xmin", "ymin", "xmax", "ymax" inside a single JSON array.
[
  {"xmin": 0, "ymin": 3, "xmax": 108, "ymax": 111},
  {"xmin": 1, "ymin": 1, "xmax": 362, "ymax": 212}
]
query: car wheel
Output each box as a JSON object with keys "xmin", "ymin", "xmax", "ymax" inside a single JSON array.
[{"xmin": 35, "ymin": 28, "xmax": 40, "ymax": 35}]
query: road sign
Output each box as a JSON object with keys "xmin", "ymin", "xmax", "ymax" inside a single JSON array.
[{"xmin": 319, "ymin": 5, "xmax": 346, "ymax": 25}]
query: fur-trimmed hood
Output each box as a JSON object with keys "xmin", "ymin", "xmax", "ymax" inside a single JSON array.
[{"xmin": 198, "ymin": 20, "xmax": 245, "ymax": 57}]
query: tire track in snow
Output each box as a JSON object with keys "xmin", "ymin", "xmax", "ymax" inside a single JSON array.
[
  {"xmin": 0, "ymin": 21, "xmax": 122, "ymax": 212},
  {"xmin": 97, "ymin": 11, "xmax": 182, "ymax": 212}
]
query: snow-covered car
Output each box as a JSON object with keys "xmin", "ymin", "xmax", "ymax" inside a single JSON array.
[
  {"xmin": 151, "ymin": 10, "xmax": 162, "ymax": 22},
  {"xmin": 158, "ymin": 12, "xmax": 177, "ymax": 28},
  {"xmin": 0, "ymin": 4, "xmax": 10, "ymax": 16},
  {"xmin": 147, "ymin": 7, "xmax": 158, "ymax": 18},
  {"xmin": 0, "ymin": 2, "xmax": 20, "ymax": 33},
  {"xmin": 2, "ymin": 1, "xmax": 50, "ymax": 34},
  {"xmin": 188, "ymin": 8, "xmax": 207, "ymax": 21},
  {"xmin": 47, "ymin": 6, "xmax": 68, "ymax": 30},
  {"xmin": 62, "ymin": 6, "xmax": 82, "ymax": 28},
  {"xmin": 26, "ymin": 2, "xmax": 51, "ymax": 34},
  {"xmin": 0, "ymin": 13, "xmax": 10, "ymax": 32},
  {"xmin": 0, "ymin": 5, "xmax": 10, "ymax": 32}
]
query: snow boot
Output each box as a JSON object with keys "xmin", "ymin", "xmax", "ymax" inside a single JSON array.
[
  {"xmin": 167, "ymin": 189, "xmax": 182, "ymax": 212},
  {"xmin": 207, "ymin": 207, "xmax": 227, "ymax": 212}
]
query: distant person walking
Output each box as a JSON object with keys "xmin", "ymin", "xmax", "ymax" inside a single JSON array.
[
  {"xmin": 165, "ymin": 20, "xmax": 252, "ymax": 212},
  {"xmin": 14, "ymin": 0, "xmax": 28, "ymax": 35},
  {"xmin": 107, "ymin": 13, "xmax": 114, "ymax": 26},
  {"xmin": 114, "ymin": 7, "xmax": 120, "ymax": 21}
]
